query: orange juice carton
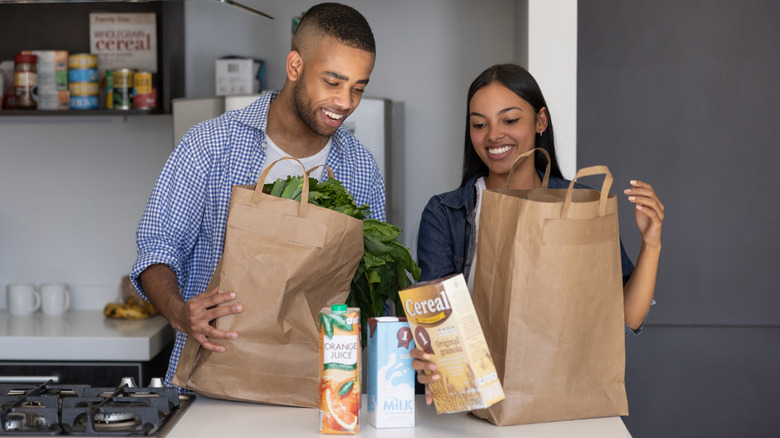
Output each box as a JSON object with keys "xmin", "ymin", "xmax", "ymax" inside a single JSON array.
[
  {"xmin": 318, "ymin": 304, "xmax": 360, "ymax": 434},
  {"xmin": 366, "ymin": 317, "xmax": 415, "ymax": 428},
  {"xmin": 399, "ymin": 273, "xmax": 504, "ymax": 414}
]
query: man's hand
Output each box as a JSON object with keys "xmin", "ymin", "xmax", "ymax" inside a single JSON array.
[
  {"xmin": 171, "ymin": 286, "xmax": 243, "ymax": 353},
  {"xmin": 140, "ymin": 264, "xmax": 243, "ymax": 352}
]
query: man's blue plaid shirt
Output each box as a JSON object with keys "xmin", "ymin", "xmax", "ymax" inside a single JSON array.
[{"xmin": 130, "ymin": 90, "xmax": 386, "ymax": 387}]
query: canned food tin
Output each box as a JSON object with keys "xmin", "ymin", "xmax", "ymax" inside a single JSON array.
[
  {"xmin": 112, "ymin": 68, "xmax": 135, "ymax": 110},
  {"xmin": 133, "ymin": 88, "xmax": 157, "ymax": 111},
  {"xmin": 133, "ymin": 71, "xmax": 152, "ymax": 95},
  {"xmin": 132, "ymin": 71, "xmax": 155, "ymax": 110},
  {"xmin": 68, "ymin": 68, "xmax": 99, "ymax": 83},
  {"xmin": 70, "ymin": 95, "xmax": 99, "ymax": 110},
  {"xmin": 68, "ymin": 53, "xmax": 98, "ymax": 70},
  {"xmin": 69, "ymin": 81, "xmax": 99, "ymax": 96}
]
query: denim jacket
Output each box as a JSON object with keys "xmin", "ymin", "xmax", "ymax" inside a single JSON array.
[{"xmin": 416, "ymin": 172, "xmax": 642, "ymax": 333}]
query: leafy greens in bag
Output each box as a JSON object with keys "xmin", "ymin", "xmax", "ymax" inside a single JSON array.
[{"xmin": 263, "ymin": 176, "xmax": 421, "ymax": 338}]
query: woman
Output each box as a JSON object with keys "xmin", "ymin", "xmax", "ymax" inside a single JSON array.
[{"xmin": 413, "ymin": 64, "xmax": 664, "ymax": 403}]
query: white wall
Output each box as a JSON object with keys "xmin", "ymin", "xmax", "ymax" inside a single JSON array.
[
  {"xmin": 0, "ymin": 116, "xmax": 173, "ymax": 309},
  {"xmin": 527, "ymin": 0, "xmax": 577, "ymax": 179}
]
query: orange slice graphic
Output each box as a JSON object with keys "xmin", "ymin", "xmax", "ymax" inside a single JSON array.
[{"xmin": 325, "ymin": 387, "xmax": 358, "ymax": 430}]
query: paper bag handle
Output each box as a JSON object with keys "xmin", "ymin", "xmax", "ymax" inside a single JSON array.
[
  {"xmin": 305, "ymin": 164, "xmax": 336, "ymax": 180},
  {"xmin": 562, "ymin": 165, "xmax": 613, "ymax": 218},
  {"xmin": 252, "ymin": 157, "xmax": 310, "ymax": 217},
  {"xmin": 506, "ymin": 148, "xmax": 551, "ymax": 189}
]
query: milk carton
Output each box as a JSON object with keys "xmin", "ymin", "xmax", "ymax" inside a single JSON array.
[
  {"xmin": 366, "ymin": 317, "xmax": 415, "ymax": 428},
  {"xmin": 399, "ymin": 273, "xmax": 504, "ymax": 414}
]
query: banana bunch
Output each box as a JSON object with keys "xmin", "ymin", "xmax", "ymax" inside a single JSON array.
[
  {"xmin": 122, "ymin": 294, "xmax": 159, "ymax": 316},
  {"xmin": 103, "ymin": 276, "xmax": 160, "ymax": 320},
  {"xmin": 103, "ymin": 302, "xmax": 152, "ymax": 319}
]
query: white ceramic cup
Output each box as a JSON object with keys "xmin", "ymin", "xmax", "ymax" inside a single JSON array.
[
  {"xmin": 40, "ymin": 283, "xmax": 71, "ymax": 316},
  {"xmin": 7, "ymin": 283, "xmax": 42, "ymax": 316}
]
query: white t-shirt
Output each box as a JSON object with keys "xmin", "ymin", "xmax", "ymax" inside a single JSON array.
[
  {"xmin": 468, "ymin": 176, "xmax": 487, "ymax": 293},
  {"xmin": 262, "ymin": 136, "xmax": 332, "ymax": 183}
]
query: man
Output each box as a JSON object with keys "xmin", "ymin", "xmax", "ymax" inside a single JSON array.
[{"xmin": 130, "ymin": 3, "xmax": 383, "ymax": 388}]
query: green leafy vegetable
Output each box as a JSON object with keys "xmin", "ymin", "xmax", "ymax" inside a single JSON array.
[
  {"xmin": 264, "ymin": 176, "xmax": 370, "ymax": 219},
  {"xmin": 264, "ymin": 175, "xmax": 421, "ymax": 344}
]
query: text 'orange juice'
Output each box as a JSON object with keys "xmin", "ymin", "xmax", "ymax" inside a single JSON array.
[{"xmin": 318, "ymin": 304, "xmax": 360, "ymax": 434}]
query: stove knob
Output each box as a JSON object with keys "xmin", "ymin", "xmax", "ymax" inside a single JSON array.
[
  {"xmin": 120, "ymin": 377, "xmax": 137, "ymax": 388},
  {"xmin": 149, "ymin": 377, "xmax": 165, "ymax": 388}
]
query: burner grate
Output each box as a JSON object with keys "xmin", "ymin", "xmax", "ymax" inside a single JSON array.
[
  {"xmin": 1, "ymin": 381, "xmax": 90, "ymax": 436},
  {"xmin": 0, "ymin": 380, "xmax": 193, "ymax": 437}
]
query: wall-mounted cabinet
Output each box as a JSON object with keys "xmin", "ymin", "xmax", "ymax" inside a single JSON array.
[{"xmin": 0, "ymin": 1, "xmax": 184, "ymax": 116}]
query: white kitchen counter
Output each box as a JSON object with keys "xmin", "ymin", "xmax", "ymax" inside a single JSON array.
[
  {"xmin": 0, "ymin": 310, "xmax": 174, "ymax": 361},
  {"xmin": 168, "ymin": 395, "xmax": 632, "ymax": 438}
]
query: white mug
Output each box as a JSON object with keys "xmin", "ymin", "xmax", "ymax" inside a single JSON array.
[
  {"xmin": 7, "ymin": 283, "xmax": 42, "ymax": 316},
  {"xmin": 40, "ymin": 283, "xmax": 71, "ymax": 316}
]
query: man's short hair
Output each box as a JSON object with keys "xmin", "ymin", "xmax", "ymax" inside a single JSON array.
[{"xmin": 294, "ymin": 2, "xmax": 375, "ymax": 54}]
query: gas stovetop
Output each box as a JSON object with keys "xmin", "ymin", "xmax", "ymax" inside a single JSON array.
[{"xmin": 0, "ymin": 379, "xmax": 194, "ymax": 436}]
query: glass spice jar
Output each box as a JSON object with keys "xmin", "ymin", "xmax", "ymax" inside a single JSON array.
[{"xmin": 14, "ymin": 53, "xmax": 38, "ymax": 110}]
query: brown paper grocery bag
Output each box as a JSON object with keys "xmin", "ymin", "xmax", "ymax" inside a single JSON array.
[
  {"xmin": 172, "ymin": 157, "xmax": 364, "ymax": 407},
  {"xmin": 471, "ymin": 149, "xmax": 628, "ymax": 425}
]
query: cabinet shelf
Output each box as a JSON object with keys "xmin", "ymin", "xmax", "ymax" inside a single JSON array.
[
  {"xmin": 0, "ymin": 1, "xmax": 184, "ymax": 115},
  {"xmin": 0, "ymin": 108, "xmax": 166, "ymax": 117}
]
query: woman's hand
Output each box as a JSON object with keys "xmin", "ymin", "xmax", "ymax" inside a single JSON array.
[
  {"xmin": 410, "ymin": 348, "xmax": 439, "ymax": 405},
  {"xmin": 622, "ymin": 180, "xmax": 664, "ymax": 329},
  {"xmin": 624, "ymin": 180, "xmax": 664, "ymax": 247}
]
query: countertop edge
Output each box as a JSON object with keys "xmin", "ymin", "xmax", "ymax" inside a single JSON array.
[{"xmin": 0, "ymin": 311, "xmax": 175, "ymax": 361}]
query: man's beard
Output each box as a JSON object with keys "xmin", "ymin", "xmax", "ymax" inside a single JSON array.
[{"xmin": 292, "ymin": 78, "xmax": 335, "ymax": 138}]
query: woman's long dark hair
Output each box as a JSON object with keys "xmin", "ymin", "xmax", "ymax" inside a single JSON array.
[{"xmin": 461, "ymin": 64, "xmax": 563, "ymax": 187}]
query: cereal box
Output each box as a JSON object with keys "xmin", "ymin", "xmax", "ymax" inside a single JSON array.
[
  {"xmin": 398, "ymin": 273, "xmax": 504, "ymax": 414},
  {"xmin": 366, "ymin": 317, "xmax": 415, "ymax": 428},
  {"xmin": 89, "ymin": 13, "xmax": 157, "ymax": 76}
]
